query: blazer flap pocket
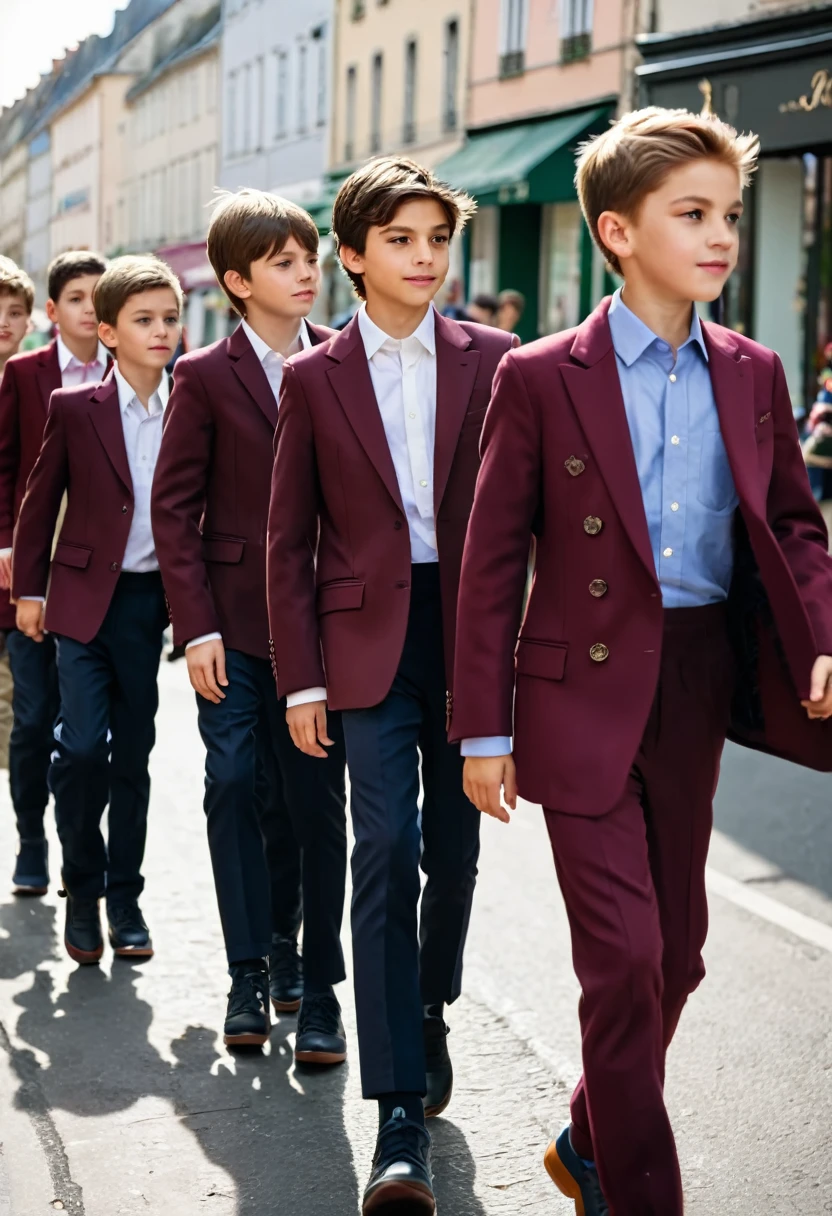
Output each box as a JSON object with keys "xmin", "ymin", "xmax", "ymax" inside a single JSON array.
[
  {"xmin": 317, "ymin": 579, "xmax": 365, "ymax": 615},
  {"xmin": 53, "ymin": 542, "xmax": 92, "ymax": 570},
  {"xmin": 515, "ymin": 638, "xmax": 568, "ymax": 681},
  {"xmin": 203, "ymin": 535, "xmax": 246, "ymax": 564}
]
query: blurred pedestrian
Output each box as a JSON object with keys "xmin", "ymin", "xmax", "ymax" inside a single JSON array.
[
  {"xmin": 0, "ymin": 251, "xmax": 109, "ymax": 896},
  {"xmin": 440, "ymin": 277, "xmax": 469, "ymax": 321},
  {"xmin": 466, "ymin": 292, "xmax": 499, "ymax": 326},
  {"xmin": 152, "ymin": 188, "xmax": 348, "ymax": 1055},
  {"xmin": 496, "ymin": 288, "xmax": 525, "ymax": 334},
  {"xmin": 12, "ymin": 256, "xmax": 181, "ymax": 965}
]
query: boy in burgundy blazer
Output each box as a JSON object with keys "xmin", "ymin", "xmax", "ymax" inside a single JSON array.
[
  {"xmin": 268, "ymin": 157, "xmax": 516, "ymax": 1215},
  {"xmin": 13, "ymin": 256, "xmax": 181, "ymax": 966},
  {"xmin": 0, "ymin": 251, "xmax": 108, "ymax": 895},
  {"xmin": 451, "ymin": 110, "xmax": 832, "ymax": 1215},
  {"xmin": 152, "ymin": 191, "xmax": 348, "ymax": 1053}
]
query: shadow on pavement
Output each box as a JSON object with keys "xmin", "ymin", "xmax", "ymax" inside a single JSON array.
[
  {"xmin": 431, "ymin": 1118, "xmax": 490, "ymax": 1216},
  {"xmin": 715, "ymin": 742, "xmax": 832, "ymax": 901},
  {"xmin": 0, "ymin": 896, "xmax": 58, "ymax": 980}
]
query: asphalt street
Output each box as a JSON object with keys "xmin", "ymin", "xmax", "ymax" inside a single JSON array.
[{"xmin": 0, "ymin": 657, "xmax": 831, "ymax": 1215}]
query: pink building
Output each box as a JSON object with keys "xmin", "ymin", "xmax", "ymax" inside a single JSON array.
[{"xmin": 438, "ymin": 0, "xmax": 632, "ymax": 340}]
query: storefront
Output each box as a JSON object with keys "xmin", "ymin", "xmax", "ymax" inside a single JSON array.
[
  {"xmin": 435, "ymin": 104, "xmax": 615, "ymax": 344},
  {"xmin": 637, "ymin": 6, "xmax": 832, "ymax": 413}
]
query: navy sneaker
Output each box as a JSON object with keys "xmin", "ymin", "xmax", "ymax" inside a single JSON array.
[
  {"xmin": 363, "ymin": 1108, "xmax": 435, "ymax": 1214},
  {"xmin": 544, "ymin": 1126, "xmax": 609, "ymax": 1216},
  {"xmin": 12, "ymin": 837, "xmax": 49, "ymax": 895}
]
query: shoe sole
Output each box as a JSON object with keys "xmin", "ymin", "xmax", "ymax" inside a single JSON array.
[
  {"xmin": 363, "ymin": 1180, "xmax": 436, "ymax": 1214},
  {"xmin": 224, "ymin": 1032, "xmax": 270, "ymax": 1048},
  {"xmin": 12, "ymin": 884, "xmax": 48, "ymax": 896},
  {"xmin": 65, "ymin": 939, "xmax": 104, "ymax": 966},
  {"xmin": 111, "ymin": 944, "xmax": 155, "ymax": 959},
  {"xmin": 544, "ymin": 1142, "xmax": 585, "ymax": 1216},
  {"xmin": 424, "ymin": 1081, "xmax": 453, "ymax": 1119},
  {"xmin": 271, "ymin": 996, "xmax": 301, "ymax": 1014},
  {"xmin": 294, "ymin": 1048, "xmax": 347, "ymax": 1066}
]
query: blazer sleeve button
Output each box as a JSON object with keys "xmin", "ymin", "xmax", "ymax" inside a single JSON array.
[
  {"xmin": 122, "ymin": 505, "xmax": 128, "ymax": 514},
  {"xmin": 110, "ymin": 561, "xmax": 120, "ymax": 572},
  {"xmin": 394, "ymin": 520, "xmax": 403, "ymax": 530}
]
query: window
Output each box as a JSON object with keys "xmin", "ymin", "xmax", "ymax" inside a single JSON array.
[
  {"xmin": 443, "ymin": 20, "xmax": 459, "ymax": 133},
  {"xmin": 351, "ymin": 0, "xmax": 366, "ymax": 17},
  {"xmin": 345, "ymin": 64, "xmax": 357, "ymax": 161},
  {"xmin": 500, "ymin": 0, "xmax": 527, "ymax": 78},
  {"xmin": 255, "ymin": 56, "xmax": 264, "ymax": 149},
  {"xmin": 403, "ymin": 39, "xmax": 417, "ymax": 145},
  {"xmin": 298, "ymin": 42, "xmax": 308, "ymax": 134},
  {"xmin": 560, "ymin": 0, "xmax": 593, "ymax": 61},
  {"xmin": 227, "ymin": 72, "xmax": 238, "ymax": 156},
  {"xmin": 206, "ymin": 58, "xmax": 217, "ymax": 111},
  {"xmin": 192, "ymin": 155, "xmax": 202, "ymax": 236},
  {"xmin": 370, "ymin": 52, "xmax": 383, "ymax": 154},
  {"xmin": 243, "ymin": 63, "xmax": 252, "ymax": 153},
  {"xmin": 276, "ymin": 49, "xmax": 288, "ymax": 139},
  {"xmin": 191, "ymin": 66, "xmax": 200, "ymax": 120},
  {"xmin": 313, "ymin": 25, "xmax": 327, "ymax": 127}
]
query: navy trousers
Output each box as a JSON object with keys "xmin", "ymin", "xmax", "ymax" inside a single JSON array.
[
  {"xmin": 197, "ymin": 649, "xmax": 348, "ymax": 980},
  {"xmin": 342, "ymin": 563, "xmax": 481, "ymax": 1098},
  {"xmin": 5, "ymin": 629, "xmax": 60, "ymax": 839},
  {"xmin": 51, "ymin": 572, "xmax": 168, "ymax": 905}
]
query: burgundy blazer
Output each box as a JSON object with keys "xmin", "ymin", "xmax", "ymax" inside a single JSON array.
[
  {"xmin": 450, "ymin": 298, "xmax": 832, "ymax": 814},
  {"xmin": 151, "ymin": 321, "xmax": 334, "ymax": 660},
  {"xmin": 267, "ymin": 312, "xmax": 517, "ymax": 710},
  {"xmin": 11, "ymin": 372, "xmax": 142, "ymax": 644}
]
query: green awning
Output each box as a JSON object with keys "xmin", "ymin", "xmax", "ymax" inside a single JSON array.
[
  {"xmin": 305, "ymin": 172, "xmax": 349, "ymax": 234},
  {"xmin": 436, "ymin": 106, "xmax": 612, "ymax": 206}
]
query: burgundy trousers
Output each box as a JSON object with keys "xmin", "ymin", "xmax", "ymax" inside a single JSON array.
[{"xmin": 544, "ymin": 605, "xmax": 734, "ymax": 1216}]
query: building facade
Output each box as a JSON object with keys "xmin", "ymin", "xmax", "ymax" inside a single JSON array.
[{"xmin": 24, "ymin": 131, "xmax": 52, "ymax": 303}]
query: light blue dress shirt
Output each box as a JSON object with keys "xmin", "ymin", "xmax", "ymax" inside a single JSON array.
[
  {"xmin": 608, "ymin": 288, "xmax": 737, "ymax": 607},
  {"xmin": 461, "ymin": 289, "xmax": 737, "ymax": 760}
]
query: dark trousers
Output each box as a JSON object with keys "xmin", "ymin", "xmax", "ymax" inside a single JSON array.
[
  {"xmin": 197, "ymin": 649, "xmax": 348, "ymax": 980},
  {"xmin": 51, "ymin": 573, "xmax": 168, "ymax": 905},
  {"xmin": 5, "ymin": 629, "xmax": 60, "ymax": 839},
  {"xmin": 544, "ymin": 605, "xmax": 734, "ymax": 1216},
  {"xmin": 342, "ymin": 564, "xmax": 481, "ymax": 1098}
]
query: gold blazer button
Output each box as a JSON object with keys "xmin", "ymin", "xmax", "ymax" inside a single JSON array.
[
  {"xmin": 564, "ymin": 456, "xmax": 586, "ymax": 477},
  {"xmin": 590, "ymin": 643, "xmax": 610, "ymax": 662},
  {"xmin": 589, "ymin": 579, "xmax": 608, "ymax": 597},
  {"xmin": 583, "ymin": 516, "xmax": 603, "ymax": 535}
]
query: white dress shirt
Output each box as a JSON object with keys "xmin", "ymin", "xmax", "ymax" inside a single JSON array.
[
  {"xmin": 57, "ymin": 335, "xmax": 109, "ymax": 387},
  {"xmin": 187, "ymin": 319, "xmax": 313, "ymax": 653},
  {"xmin": 114, "ymin": 364, "xmax": 168, "ymax": 572},
  {"xmin": 286, "ymin": 305, "xmax": 440, "ymax": 710}
]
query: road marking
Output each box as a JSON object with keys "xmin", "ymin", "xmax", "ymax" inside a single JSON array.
[{"xmin": 706, "ymin": 866, "xmax": 832, "ymax": 954}]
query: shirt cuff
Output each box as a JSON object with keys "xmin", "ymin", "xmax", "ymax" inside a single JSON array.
[
  {"xmin": 0, "ymin": 549, "xmax": 11, "ymax": 558},
  {"xmin": 17, "ymin": 596, "xmax": 45, "ymax": 603},
  {"xmin": 285, "ymin": 686, "xmax": 327, "ymax": 708},
  {"xmin": 185, "ymin": 632, "xmax": 222, "ymax": 650},
  {"xmin": 460, "ymin": 736, "xmax": 513, "ymax": 758}
]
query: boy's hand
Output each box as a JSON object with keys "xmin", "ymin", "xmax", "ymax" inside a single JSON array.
[
  {"xmin": 463, "ymin": 755, "xmax": 517, "ymax": 823},
  {"xmin": 16, "ymin": 599, "xmax": 45, "ymax": 642},
  {"xmin": 287, "ymin": 701, "xmax": 333, "ymax": 758},
  {"xmin": 801, "ymin": 655, "xmax": 832, "ymax": 719},
  {"xmin": 0, "ymin": 553, "xmax": 11, "ymax": 591},
  {"xmin": 186, "ymin": 638, "xmax": 228, "ymax": 703}
]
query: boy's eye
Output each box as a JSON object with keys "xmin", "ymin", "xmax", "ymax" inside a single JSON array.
[
  {"xmin": 727, "ymin": 212, "xmax": 741, "ymax": 226},
  {"xmin": 165, "ymin": 316, "xmax": 179, "ymax": 325},
  {"xmin": 389, "ymin": 236, "xmax": 409, "ymax": 245},
  {"xmin": 432, "ymin": 235, "xmax": 449, "ymax": 245},
  {"xmin": 683, "ymin": 209, "xmax": 703, "ymax": 221}
]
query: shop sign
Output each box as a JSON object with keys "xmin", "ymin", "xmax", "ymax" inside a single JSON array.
[{"xmin": 779, "ymin": 68, "xmax": 832, "ymax": 114}]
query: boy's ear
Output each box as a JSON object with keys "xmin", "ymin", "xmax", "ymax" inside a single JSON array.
[
  {"xmin": 339, "ymin": 244, "xmax": 365, "ymax": 277},
  {"xmin": 98, "ymin": 319, "xmax": 117, "ymax": 350},
  {"xmin": 597, "ymin": 210, "xmax": 633, "ymax": 266},
  {"xmin": 223, "ymin": 269, "xmax": 252, "ymax": 302},
  {"xmin": 45, "ymin": 298, "xmax": 59, "ymax": 325}
]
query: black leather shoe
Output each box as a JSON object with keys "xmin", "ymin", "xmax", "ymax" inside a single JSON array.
[
  {"xmin": 269, "ymin": 935, "xmax": 303, "ymax": 1013},
  {"xmin": 12, "ymin": 837, "xmax": 49, "ymax": 895},
  {"xmin": 108, "ymin": 903, "xmax": 154, "ymax": 958},
  {"xmin": 363, "ymin": 1108, "xmax": 435, "ymax": 1214},
  {"xmin": 224, "ymin": 962, "xmax": 270, "ymax": 1048},
  {"xmin": 544, "ymin": 1125, "xmax": 609, "ymax": 1215},
  {"xmin": 59, "ymin": 889, "xmax": 103, "ymax": 965},
  {"xmin": 294, "ymin": 991, "xmax": 347, "ymax": 1065},
  {"xmin": 423, "ymin": 1016, "xmax": 453, "ymax": 1118}
]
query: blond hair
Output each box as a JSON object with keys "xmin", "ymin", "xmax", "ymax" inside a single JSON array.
[
  {"xmin": 576, "ymin": 107, "xmax": 760, "ymax": 274},
  {"xmin": 93, "ymin": 255, "xmax": 183, "ymax": 327}
]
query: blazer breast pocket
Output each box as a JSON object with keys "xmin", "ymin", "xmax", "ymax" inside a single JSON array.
[
  {"xmin": 202, "ymin": 534, "xmax": 246, "ymax": 564},
  {"xmin": 52, "ymin": 541, "xmax": 93, "ymax": 569}
]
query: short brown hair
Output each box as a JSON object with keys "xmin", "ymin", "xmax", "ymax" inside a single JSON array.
[
  {"xmin": 47, "ymin": 250, "xmax": 107, "ymax": 304},
  {"xmin": 332, "ymin": 156, "xmax": 476, "ymax": 299},
  {"xmin": 207, "ymin": 189, "xmax": 320, "ymax": 316},
  {"xmin": 0, "ymin": 257, "xmax": 34, "ymax": 314},
  {"xmin": 575, "ymin": 107, "xmax": 760, "ymax": 274},
  {"xmin": 93, "ymin": 255, "xmax": 183, "ymax": 327}
]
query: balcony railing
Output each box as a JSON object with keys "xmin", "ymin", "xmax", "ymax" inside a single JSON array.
[
  {"xmin": 499, "ymin": 50, "xmax": 525, "ymax": 79},
  {"xmin": 561, "ymin": 32, "xmax": 592, "ymax": 63}
]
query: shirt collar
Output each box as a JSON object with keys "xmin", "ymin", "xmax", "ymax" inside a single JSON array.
[
  {"xmin": 608, "ymin": 288, "xmax": 709, "ymax": 366},
  {"xmin": 357, "ymin": 303, "xmax": 436, "ymax": 360},
  {"xmin": 57, "ymin": 334, "xmax": 110, "ymax": 372},
  {"xmin": 113, "ymin": 363, "xmax": 169, "ymax": 416},
  {"xmin": 240, "ymin": 318, "xmax": 312, "ymax": 363}
]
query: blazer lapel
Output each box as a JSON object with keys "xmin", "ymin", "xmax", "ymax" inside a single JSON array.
[
  {"xmin": 89, "ymin": 374, "xmax": 132, "ymax": 493},
  {"xmin": 325, "ymin": 317, "xmax": 404, "ymax": 512},
  {"xmin": 433, "ymin": 313, "xmax": 479, "ymax": 514},
  {"xmin": 227, "ymin": 324, "xmax": 278, "ymax": 429},
  {"xmin": 35, "ymin": 340, "xmax": 61, "ymax": 413},
  {"xmin": 703, "ymin": 324, "xmax": 760, "ymax": 512},
  {"xmin": 560, "ymin": 301, "xmax": 657, "ymax": 582}
]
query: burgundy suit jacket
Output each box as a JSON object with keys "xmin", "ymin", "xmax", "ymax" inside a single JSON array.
[
  {"xmin": 11, "ymin": 372, "xmax": 142, "ymax": 644},
  {"xmin": 267, "ymin": 311, "xmax": 517, "ymax": 710},
  {"xmin": 151, "ymin": 321, "xmax": 333, "ymax": 660},
  {"xmin": 450, "ymin": 298, "xmax": 832, "ymax": 814}
]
